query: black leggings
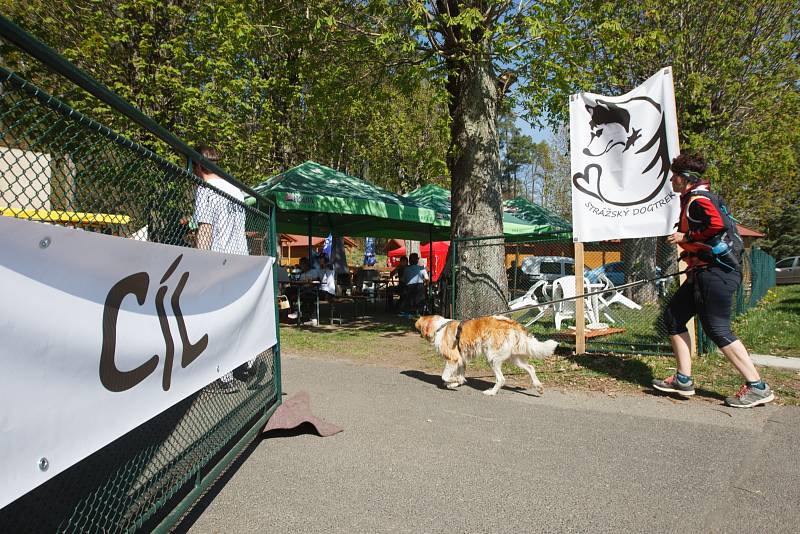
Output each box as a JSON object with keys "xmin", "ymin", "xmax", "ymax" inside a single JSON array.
[{"xmin": 663, "ymin": 267, "xmax": 742, "ymax": 348}]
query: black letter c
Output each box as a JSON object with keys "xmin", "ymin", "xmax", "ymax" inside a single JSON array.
[{"xmin": 99, "ymin": 272, "xmax": 159, "ymax": 392}]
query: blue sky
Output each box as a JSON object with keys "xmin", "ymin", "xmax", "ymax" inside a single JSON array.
[{"xmin": 515, "ymin": 117, "xmax": 554, "ymax": 144}]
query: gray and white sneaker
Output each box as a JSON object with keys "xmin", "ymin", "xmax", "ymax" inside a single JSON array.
[
  {"xmin": 652, "ymin": 374, "xmax": 695, "ymax": 397},
  {"xmin": 725, "ymin": 383, "xmax": 775, "ymax": 408}
]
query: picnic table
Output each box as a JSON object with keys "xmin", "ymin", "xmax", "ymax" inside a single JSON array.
[{"xmin": 280, "ymin": 280, "xmax": 320, "ymax": 326}]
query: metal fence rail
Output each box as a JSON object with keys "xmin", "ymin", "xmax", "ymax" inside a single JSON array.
[
  {"xmin": 452, "ymin": 233, "xmax": 775, "ymax": 357},
  {"xmin": 0, "ymin": 19, "xmax": 280, "ymax": 533}
]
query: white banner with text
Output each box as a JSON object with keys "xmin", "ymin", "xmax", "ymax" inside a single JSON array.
[
  {"xmin": 570, "ymin": 68, "xmax": 680, "ymax": 242},
  {"xmin": 0, "ymin": 216, "xmax": 276, "ymax": 508}
]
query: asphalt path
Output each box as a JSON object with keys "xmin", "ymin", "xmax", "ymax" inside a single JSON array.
[{"xmin": 184, "ymin": 355, "xmax": 800, "ymax": 533}]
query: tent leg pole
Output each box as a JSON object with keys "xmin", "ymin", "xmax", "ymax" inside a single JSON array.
[
  {"xmin": 514, "ymin": 245, "xmax": 519, "ymax": 297},
  {"xmin": 307, "ymin": 214, "xmax": 312, "ymax": 262},
  {"xmin": 428, "ymin": 226, "xmax": 433, "ymax": 312}
]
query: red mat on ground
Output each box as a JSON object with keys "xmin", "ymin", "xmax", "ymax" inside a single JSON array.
[{"xmin": 262, "ymin": 390, "xmax": 342, "ymax": 437}]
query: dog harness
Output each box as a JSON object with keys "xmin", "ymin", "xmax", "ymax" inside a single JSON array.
[
  {"xmin": 435, "ymin": 319, "xmax": 462, "ymax": 351},
  {"xmin": 435, "ymin": 320, "xmax": 452, "ymax": 333}
]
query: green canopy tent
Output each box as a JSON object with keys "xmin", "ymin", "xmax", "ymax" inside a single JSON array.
[
  {"xmin": 405, "ymin": 185, "xmax": 574, "ymax": 303},
  {"xmin": 249, "ymin": 161, "xmax": 448, "ymax": 242},
  {"xmin": 502, "ymin": 197, "xmax": 572, "ymax": 234},
  {"xmin": 404, "ymin": 184, "xmax": 569, "ymax": 242}
]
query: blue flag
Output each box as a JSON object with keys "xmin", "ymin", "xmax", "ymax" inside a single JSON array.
[
  {"xmin": 322, "ymin": 233, "xmax": 333, "ymax": 260},
  {"xmin": 363, "ymin": 237, "xmax": 376, "ymax": 266}
]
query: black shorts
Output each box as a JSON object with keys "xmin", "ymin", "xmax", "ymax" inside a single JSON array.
[{"xmin": 663, "ymin": 267, "xmax": 742, "ymax": 348}]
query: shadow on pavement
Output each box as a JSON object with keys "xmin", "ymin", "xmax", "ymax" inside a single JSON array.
[
  {"xmin": 570, "ymin": 353, "xmax": 654, "ymax": 386},
  {"xmin": 400, "ymin": 369, "xmax": 542, "ymax": 396},
  {"xmin": 170, "ymin": 437, "xmax": 259, "ymax": 534}
]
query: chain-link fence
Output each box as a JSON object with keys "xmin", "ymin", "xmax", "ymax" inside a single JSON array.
[
  {"xmin": 0, "ymin": 20, "xmax": 280, "ymax": 533},
  {"xmin": 697, "ymin": 246, "xmax": 776, "ymax": 353},
  {"xmin": 452, "ymin": 233, "xmax": 776, "ymax": 357},
  {"xmin": 451, "ymin": 234, "xmax": 680, "ymax": 356}
]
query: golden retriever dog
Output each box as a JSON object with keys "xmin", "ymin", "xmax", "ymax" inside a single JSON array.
[{"xmin": 415, "ymin": 314, "xmax": 558, "ymax": 395}]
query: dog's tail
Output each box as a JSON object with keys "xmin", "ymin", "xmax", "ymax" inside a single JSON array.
[{"xmin": 526, "ymin": 336, "xmax": 558, "ymax": 359}]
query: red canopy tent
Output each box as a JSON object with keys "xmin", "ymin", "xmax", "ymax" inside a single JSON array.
[{"xmin": 387, "ymin": 241, "xmax": 450, "ymax": 282}]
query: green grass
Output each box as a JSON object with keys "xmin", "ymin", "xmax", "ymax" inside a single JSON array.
[
  {"xmin": 279, "ymin": 320, "xmax": 440, "ymax": 367},
  {"xmin": 732, "ymin": 284, "xmax": 800, "ymax": 356},
  {"xmin": 442, "ymin": 349, "xmax": 800, "ymax": 406},
  {"xmin": 508, "ymin": 301, "xmax": 671, "ymax": 354},
  {"xmin": 278, "ymin": 284, "xmax": 800, "ymax": 405}
]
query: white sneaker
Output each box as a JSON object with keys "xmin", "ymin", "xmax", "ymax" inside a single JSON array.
[{"xmin": 287, "ymin": 312, "xmax": 298, "ymax": 319}]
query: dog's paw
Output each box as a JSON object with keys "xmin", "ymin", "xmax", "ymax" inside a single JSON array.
[
  {"xmin": 445, "ymin": 382, "xmax": 460, "ymax": 390},
  {"xmin": 483, "ymin": 388, "xmax": 499, "ymax": 396},
  {"xmin": 457, "ymin": 376, "xmax": 467, "ymax": 385},
  {"xmin": 532, "ymin": 385, "xmax": 544, "ymax": 396}
]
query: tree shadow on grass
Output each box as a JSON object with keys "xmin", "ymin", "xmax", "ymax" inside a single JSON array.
[
  {"xmin": 282, "ymin": 309, "xmax": 419, "ymax": 338},
  {"xmin": 570, "ymin": 353, "xmax": 726, "ymax": 402},
  {"xmin": 570, "ymin": 353, "xmax": 655, "ymax": 387},
  {"xmin": 776, "ymin": 297, "xmax": 800, "ymax": 313}
]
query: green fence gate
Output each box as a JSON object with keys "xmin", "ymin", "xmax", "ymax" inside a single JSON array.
[
  {"xmin": 0, "ymin": 16, "xmax": 281, "ymax": 532},
  {"xmin": 697, "ymin": 246, "xmax": 776, "ymax": 353}
]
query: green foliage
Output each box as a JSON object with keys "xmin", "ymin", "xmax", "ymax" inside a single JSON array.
[
  {"xmin": 498, "ymin": 112, "xmax": 555, "ymax": 202},
  {"xmin": 4, "ymin": 0, "xmax": 795, "ymax": 239},
  {"xmin": 0, "ymin": 0, "xmax": 450, "ymax": 191},
  {"xmin": 567, "ymin": 1, "xmax": 800, "ymax": 230},
  {"xmin": 732, "ymin": 284, "xmax": 800, "ymax": 356},
  {"xmin": 761, "ymin": 195, "xmax": 800, "ymax": 260}
]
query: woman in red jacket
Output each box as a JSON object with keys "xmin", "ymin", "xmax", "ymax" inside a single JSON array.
[{"xmin": 652, "ymin": 152, "xmax": 774, "ymax": 408}]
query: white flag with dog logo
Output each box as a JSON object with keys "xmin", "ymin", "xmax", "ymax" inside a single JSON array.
[{"xmin": 570, "ymin": 68, "xmax": 681, "ymax": 242}]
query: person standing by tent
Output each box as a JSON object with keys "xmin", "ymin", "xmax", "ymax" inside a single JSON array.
[
  {"xmin": 193, "ymin": 144, "xmax": 248, "ymax": 255},
  {"xmin": 388, "ymin": 255, "xmax": 408, "ymax": 311},
  {"xmin": 400, "ymin": 253, "xmax": 429, "ymax": 317},
  {"xmin": 192, "ymin": 144, "xmax": 255, "ymax": 391},
  {"xmin": 652, "ymin": 152, "xmax": 774, "ymax": 408}
]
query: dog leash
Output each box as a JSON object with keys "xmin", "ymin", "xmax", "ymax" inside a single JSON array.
[{"xmin": 493, "ymin": 268, "xmax": 691, "ymax": 317}]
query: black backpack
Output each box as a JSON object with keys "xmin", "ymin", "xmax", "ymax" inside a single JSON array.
[{"xmin": 689, "ymin": 190, "xmax": 745, "ymax": 270}]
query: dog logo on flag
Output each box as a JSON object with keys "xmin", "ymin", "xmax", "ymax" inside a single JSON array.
[{"xmin": 572, "ymin": 96, "xmax": 670, "ymax": 207}]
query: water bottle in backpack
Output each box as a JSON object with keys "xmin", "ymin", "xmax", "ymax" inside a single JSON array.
[
  {"xmin": 691, "ymin": 190, "xmax": 744, "ymax": 273},
  {"xmin": 707, "ymin": 232, "xmax": 740, "ymax": 273}
]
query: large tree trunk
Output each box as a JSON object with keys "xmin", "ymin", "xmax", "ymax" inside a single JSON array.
[
  {"xmin": 622, "ymin": 237, "xmax": 660, "ymax": 302},
  {"xmin": 449, "ymin": 60, "xmax": 508, "ymax": 319}
]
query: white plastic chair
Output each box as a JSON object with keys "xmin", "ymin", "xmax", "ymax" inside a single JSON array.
[
  {"xmin": 551, "ymin": 276, "xmax": 598, "ymax": 329},
  {"xmin": 595, "ymin": 273, "xmax": 642, "ymax": 319},
  {"xmin": 508, "ymin": 280, "xmax": 550, "ymax": 327}
]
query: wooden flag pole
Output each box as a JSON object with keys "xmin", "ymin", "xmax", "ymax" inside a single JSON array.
[{"xmin": 575, "ymin": 242, "xmax": 587, "ymax": 354}]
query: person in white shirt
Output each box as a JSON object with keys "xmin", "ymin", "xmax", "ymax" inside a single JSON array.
[
  {"xmin": 192, "ymin": 144, "xmax": 253, "ymax": 391},
  {"xmin": 400, "ymin": 253, "xmax": 429, "ymax": 316},
  {"xmin": 193, "ymin": 144, "xmax": 248, "ymax": 255},
  {"xmin": 300, "ymin": 256, "xmax": 336, "ymax": 298},
  {"xmin": 401, "ymin": 253, "xmax": 429, "ymax": 285},
  {"xmin": 318, "ymin": 256, "xmax": 336, "ymax": 297}
]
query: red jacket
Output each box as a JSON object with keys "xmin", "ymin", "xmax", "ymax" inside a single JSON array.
[{"xmin": 677, "ymin": 184, "xmax": 725, "ymax": 268}]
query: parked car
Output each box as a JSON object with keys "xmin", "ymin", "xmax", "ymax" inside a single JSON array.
[
  {"xmin": 520, "ymin": 256, "xmax": 575, "ymax": 283},
  {"xmin": 585, "ymin": 261, "xmax": 625, "ymax": 286},
  {"xmin": 776, "ymin": 256, "xmax": 800, "ymax": 285}
]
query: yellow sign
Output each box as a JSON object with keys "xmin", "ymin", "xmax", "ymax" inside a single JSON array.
[{"xmin": 1, "ymin": 208, "xmax": 131, "ymax": 225}]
